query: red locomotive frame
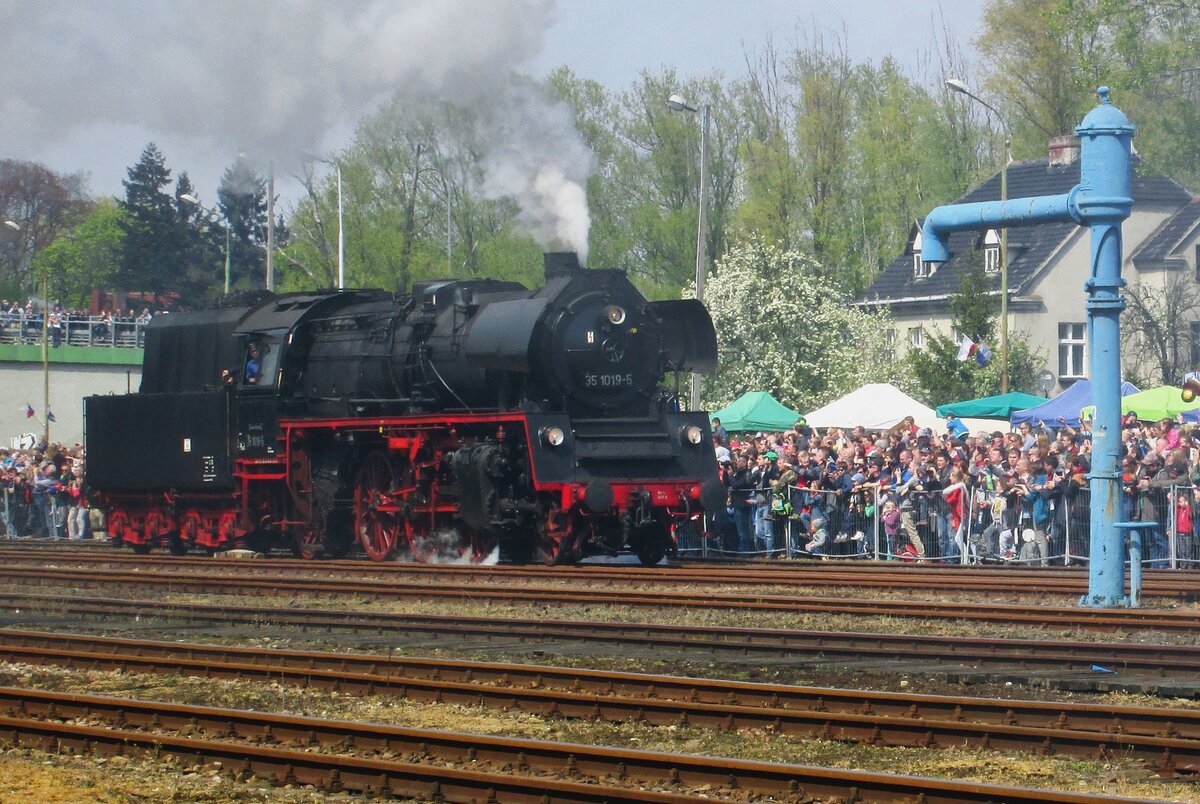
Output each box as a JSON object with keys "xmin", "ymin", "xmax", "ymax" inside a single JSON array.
[{"xmin": 103, "ymin": 412, "xmax": 708, "ymax": 563}]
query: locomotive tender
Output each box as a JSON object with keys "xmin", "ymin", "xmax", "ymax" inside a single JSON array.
[{"xmin": 85, "ymin": 252, "xmax": 724, "ymax": 564}]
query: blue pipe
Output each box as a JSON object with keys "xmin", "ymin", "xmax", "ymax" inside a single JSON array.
[
  {"xmin": 921, "ymin": 193, "xmax": 1078, "ymax": 262},
  {"xmin": 921, "ymin": 88, "xmax": 1136, "ymax": 607},
  {"xmin": 1129, "ymin": 529, "xmax": 1142, "ymax": 607}
]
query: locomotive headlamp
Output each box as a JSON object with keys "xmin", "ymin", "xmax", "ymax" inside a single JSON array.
[
  {"xmin": 603, "ymin": 305, "xmax": 626, "ymax": 326},
  {"xmin": 540, "ymin": 426, "xmax": 566, "ymax": 447},
  {"xmin": 680, "ymin": 424, "xmax": 704, "ymax": 446}
]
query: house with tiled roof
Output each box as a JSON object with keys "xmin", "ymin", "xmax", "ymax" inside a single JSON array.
[{"xmin": 857, "ymin": 136, "xmax": 1200, "ymax": 392}]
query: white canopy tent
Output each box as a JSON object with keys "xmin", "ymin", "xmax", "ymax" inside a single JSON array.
[{"xmin": 804, "ymin": 383, "xmax": 996, "ymax": 434}]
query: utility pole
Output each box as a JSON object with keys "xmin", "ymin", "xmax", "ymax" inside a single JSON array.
[{"xmin": 266, "ymin": 163, "xmax": 275, "ymax": 291}]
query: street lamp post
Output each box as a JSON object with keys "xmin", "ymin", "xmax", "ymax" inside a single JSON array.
[
  {"xmin": 666, "ymin": 93, "xmax": 710, "ymax": 412},
  {"xmin": 304, "ymin": 156, "xmax": 345, "ymax": 290},
  {"xmin": 946, "ymin": 78, "xmax": 1011, "ymax": 394},
  {"xmin": 179, "ymin": 194, "xmax": 232, "ymax": 294},
  {"xmin": 6, "ymin": 219, "xmax": 50, "ymax": 444}
]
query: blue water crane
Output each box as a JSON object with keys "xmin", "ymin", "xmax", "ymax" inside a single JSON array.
[{"xmin": 921, "ymin": 87, "xmax": 1136, "ymax": 607}]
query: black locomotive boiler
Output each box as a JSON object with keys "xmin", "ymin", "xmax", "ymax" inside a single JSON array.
[{"xmin": 85, "ymin": 252, "xmax": 724, "ymax": 564}]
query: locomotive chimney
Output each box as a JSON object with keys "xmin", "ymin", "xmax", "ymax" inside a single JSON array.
[{"xmin": 543, "ymin": 251, "xmax": 581, "ymax": 280}]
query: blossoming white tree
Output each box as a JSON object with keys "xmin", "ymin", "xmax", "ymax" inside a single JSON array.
[{"xmin": 698, "ymin": 237, "xmax": 895, "ymax": 412}]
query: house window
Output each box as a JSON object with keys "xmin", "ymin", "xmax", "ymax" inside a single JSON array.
[
  {"xmin": 885, "ymin": 328, "xmax": 897, "ymax": 349},
  {"xmin": 912, "ymin": 230, "xmax": 928, "ymax": 278},
  {"xmin": 1191, "ymin": 321, "xmax": 1200, "ymax": 367},
  {"xmin": 913, "ymin": 254, "xmax": 929, "ymax": 278},
  {"xmin": 984, "ymin": 229, "xmax": 1001, "ymax": 274},
  {"xmin": 1058, "ymin": 322, "xmax": 1086, "ymax": 379},
  {"xmin": 908, "ymin": 326, "xmax": 926, "ymax": 350}
]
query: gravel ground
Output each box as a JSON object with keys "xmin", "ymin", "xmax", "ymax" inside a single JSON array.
[{"xmin": 157, "ymin": 589, "xmax": 1200, "ymax": 647}]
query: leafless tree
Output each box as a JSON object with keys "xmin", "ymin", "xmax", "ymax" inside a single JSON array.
[{"xmin": 1122, "ymin": 271, "xmax": 1200, "ymax": 385}]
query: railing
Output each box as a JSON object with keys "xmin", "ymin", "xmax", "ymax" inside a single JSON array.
[
  {"xmin": 682, "ymin": 481, "xmax": 1200, "ymax": 568},
  {"xmin": 0, "ymin": 313, "xmax": 148, "ymax": 349},
  {"xmin": 5, "ymin": 473, "xmax": 1199, "ymax": 566}
]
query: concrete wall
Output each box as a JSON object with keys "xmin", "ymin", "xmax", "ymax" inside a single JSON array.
[{"xmin": 1, "ymin": 362, "xmax": 140, "ymax": 446}]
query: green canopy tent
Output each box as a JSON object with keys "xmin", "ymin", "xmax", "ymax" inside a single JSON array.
[
  {"xmin": 1111, "ymin": 385, "xmax": 1200, "ymax": 423},
  {"xmin": 935, "ymin": 391, "xmax": 1047, "ymax": 420},
  {"xmin": 710, "ymin": 391, "xmax": 803, "ymax": 433}
]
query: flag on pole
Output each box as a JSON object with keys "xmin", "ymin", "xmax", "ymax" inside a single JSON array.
[
  {"xmin": 23, "ymin": 403, "xmax": 34, "ymax": 419},
  {"xmin": 956, "ymin": 335, "xmax": 975, "ymax": 361},
  {"xmin": 956, "ymin": 335, "xmax": 992, "ymax": 365},
  {"xmin": 46, "ymin": 408, "xmax": 56, "ymax": 423},
  {"xmin": 975, "ymin": 344, "xmax": 993, "ymax": 367}
]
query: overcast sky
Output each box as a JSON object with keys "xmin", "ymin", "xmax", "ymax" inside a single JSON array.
[{"xmin": 1, "ymin": 1, "xmax": 986, "ymax": 208}]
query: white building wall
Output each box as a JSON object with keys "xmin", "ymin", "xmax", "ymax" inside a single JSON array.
[
  {"xmin": 1018, "ymin": 207, "xmax": 1179, "ymax": 389},
  {"xmin": 887, "ymin": 207, "xmax": 1183, "ymax": 392},
  {"xmin": 0, "ymin": 363, "xmax": 140, "ymax": 446}
]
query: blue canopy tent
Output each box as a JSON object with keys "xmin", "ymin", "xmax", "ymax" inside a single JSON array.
[{"xmin": 1010, "ymin": 379, "xmax": 1139, "ymax": 429}]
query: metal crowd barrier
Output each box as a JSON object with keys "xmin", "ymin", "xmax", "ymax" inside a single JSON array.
[
  {"xmin": 0, "ymin": 487, "xmax": 85, "ymax": 540},
  {"xmin": 681, "ymin": 480, "xmax": 1200, "ymax": 568}
]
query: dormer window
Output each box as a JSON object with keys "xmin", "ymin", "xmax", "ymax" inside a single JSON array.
[
  {"xmin": 983, "ymin": 229, "xmax": 1001, "ymax": 274},
  {"xmin": 912, "ymin": 230, "xmax": 930, "ymax": 278}
]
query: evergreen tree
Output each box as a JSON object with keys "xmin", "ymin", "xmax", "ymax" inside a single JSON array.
[
  {"xmin": 120, "ymin": 143, "xmax": 184, "ymax": 294},
  {"xmin": 174, "ymin": 172, "xmax": 227, "ymax": 300},
  {"xmin": 217, "ymin": 156, "xmax": 267, "ymax": 290}
]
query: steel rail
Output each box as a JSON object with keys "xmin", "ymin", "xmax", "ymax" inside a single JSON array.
[
  {"xmin": 0, "ymin": 687, "xmax": 1150, "ymax": 803},
  {"xmin": 2, "ymin": 596, "xmax": 1199, "ymax": 693},
  {"xmin": 0, "ymin": 713, "xmax": 691, "ymax": 803},
  {"xmin": 1, "ymin": 546, "xmax": 1196, "ymax": 597},
  {"xmin": 3, "ymin": 564, "xmax": 1197, "ymax": 632},
  {"xmin": 1, "ymin": 647, "xmax": 1195, "ymax": 774},
  {"xmin": 13, "ymin": 628, "xmax": 1200, "ymax": 735}
]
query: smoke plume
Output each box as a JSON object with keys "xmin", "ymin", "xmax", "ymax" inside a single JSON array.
[
  {"xmin": 476, "ymin": 81, "xmax": 594, "ymax": 261},
  {"xmin": 0, "ymin": 0, "xmax": 593, "ymax": 256}
]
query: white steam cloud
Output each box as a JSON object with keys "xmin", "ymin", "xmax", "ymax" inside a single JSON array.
[
  {"xmin": 476, "ymin": 82, "xmax": 594, "ymax": 261},
  {"xmin": 0, "ymin": 0, "xmax": 593, "ymax": 258}
]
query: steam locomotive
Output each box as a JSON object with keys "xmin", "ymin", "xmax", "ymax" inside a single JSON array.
[{"xmin": 85, "ymin": 252, "xmax": 724, "ymax": 564}]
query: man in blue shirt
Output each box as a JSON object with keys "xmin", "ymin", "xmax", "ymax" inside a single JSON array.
[{"xmin": 244, "ymin": 344, "xmax": 262, "ymax": 385}]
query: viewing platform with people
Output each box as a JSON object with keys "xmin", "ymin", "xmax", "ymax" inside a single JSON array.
[{"xmin": 0, "ymin": 300, "xmax": 157, "ymax": 351}]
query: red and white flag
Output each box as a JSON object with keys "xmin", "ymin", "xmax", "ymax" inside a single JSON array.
[{"xmin": 956, "ymin": 335, "xmax": 975, "ymax": 361}]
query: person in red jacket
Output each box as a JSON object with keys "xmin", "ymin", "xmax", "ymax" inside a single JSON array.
[{"xmin": 941, "ymin": 466, "xmax": 969, "ymax": 563}]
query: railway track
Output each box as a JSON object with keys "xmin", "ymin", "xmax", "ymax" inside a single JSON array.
[
  {"xmin": 0, "ymin": 686, "xmax": 1152, "ymax": 803},
  {"xmin": 1, "ymin": 628, "xmax": 1198, "ymax": 775},
  {"xmin": 3, "ymin": 544, "xmax": 1198, "ymax": 598},
  {"xmin": 3, "ymin": 563, "xmax": 1198, "ymax": 634},
  {"xmin": 2, "ymin": 594, "xmax": 1198, "ymax": 695}
]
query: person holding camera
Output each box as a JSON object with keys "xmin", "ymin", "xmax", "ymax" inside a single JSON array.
[
  {"xmin": 1016, "ymin": 461, "xmax": 1053, "ymax": 565},
  {"xmin": 29, "ymin": 462, "xmax": 62, "ymax": 539}
]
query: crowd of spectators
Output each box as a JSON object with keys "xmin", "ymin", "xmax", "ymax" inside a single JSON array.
[
  {"xmin": 0, "ymin": 443, "xmax": 96, "ymax": 540},
  {"xmin": 0, "ymin": 300, "xmax": 156, "ymax": 348},
  {"xmin": 5, "ymin": 409, "xmax": 1197, "ymax": 565},
  {"xmin": 706, "ymin": 412, "xmax": 1198, "ymax": 566}
]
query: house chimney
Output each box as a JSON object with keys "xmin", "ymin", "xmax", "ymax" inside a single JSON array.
[{"xmin": 1048, "ymin": 134, "xmax": 1080, "ymax": 166}]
